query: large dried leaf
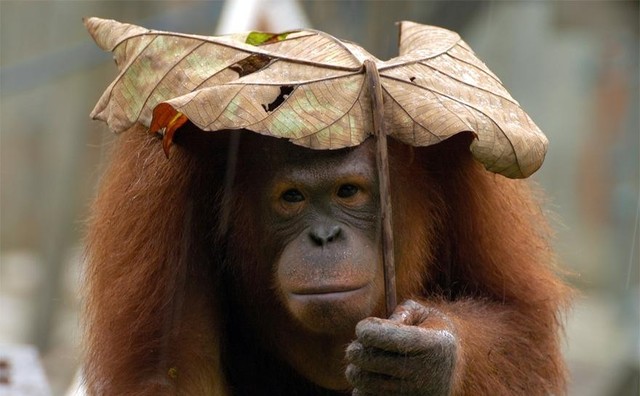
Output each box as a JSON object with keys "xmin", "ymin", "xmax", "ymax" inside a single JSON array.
[{"xmin": 86, "ymin": 17, "xmax": 548, "ymax": 178}]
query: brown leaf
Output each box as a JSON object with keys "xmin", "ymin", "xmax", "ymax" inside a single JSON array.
[{"xmin": 85, "ymin": 17, "xmax": 548, "ymax": 178}]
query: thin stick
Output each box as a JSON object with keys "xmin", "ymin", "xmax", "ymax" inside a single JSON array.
[{"xmin": 364, "ymin": 59, "xmax": 396, "ymax": 318}]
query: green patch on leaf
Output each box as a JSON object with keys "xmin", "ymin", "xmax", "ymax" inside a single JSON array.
[{"xmin": 246, "ymin": 31, "xmax": 290, "ymax": 46}]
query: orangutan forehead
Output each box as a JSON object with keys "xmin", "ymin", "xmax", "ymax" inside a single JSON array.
[{"xmin": 245, "ymin": 134, "xmax": 376, "ymax": 167}]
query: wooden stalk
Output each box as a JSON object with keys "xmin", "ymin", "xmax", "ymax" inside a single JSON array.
[{"xmin": 364, "ymin": 59, "xmax": 397, "ymax": 318}]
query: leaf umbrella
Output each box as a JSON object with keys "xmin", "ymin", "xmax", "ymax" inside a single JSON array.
[{"xmin": 85, "ymin": 17, "xmax": 548, "ymax": 316}]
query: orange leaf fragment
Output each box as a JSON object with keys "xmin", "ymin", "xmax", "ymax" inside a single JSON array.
[{"xmin": 149, "ymin": 103, "xmax": 189, "ymax": 157}]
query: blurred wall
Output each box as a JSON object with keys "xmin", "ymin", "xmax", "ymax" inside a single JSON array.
[{"xmin": 0, "ymin": 1, "xmax": 637, "ymax": 395}]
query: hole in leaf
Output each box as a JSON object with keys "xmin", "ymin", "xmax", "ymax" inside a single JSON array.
[
  {"xmin": 409, "ymin": 76, "xmax": 416, "ymax": 83},
  {"xmin": 262, "ymin": 85, "xmax": 295, "ymax": 112},
  {"xmin": 229, "ymin": 54, "xmax": 272, "ymax": 77}
]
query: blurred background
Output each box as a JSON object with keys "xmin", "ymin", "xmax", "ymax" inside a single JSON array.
[{"xmin": 0, "ymin": 1, "xmax": 638, "ymax": 395}]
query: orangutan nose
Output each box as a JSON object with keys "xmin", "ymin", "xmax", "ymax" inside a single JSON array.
[{"xmin": 309, "ymin": 225, "xmax": 342, "ymax": 246}]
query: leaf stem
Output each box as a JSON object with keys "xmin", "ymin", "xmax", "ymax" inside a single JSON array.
[{"xmin": 364, "ymin": 59, "xmax": 396, "ymax": 318}]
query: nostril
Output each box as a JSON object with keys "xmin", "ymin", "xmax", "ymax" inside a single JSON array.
[
  {"xmin": 309, "ymin": 232, "xmax": 323, "ymax": 246},
  {"xmin": 326, "ymin": 225, "xmax": 341, "ymax": 242}
]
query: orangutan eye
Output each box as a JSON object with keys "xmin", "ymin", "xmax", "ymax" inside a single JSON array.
[
  {"xmin": 282, "ymin": 189, "xmax": 305, "ymax": 203},
  {"xmin": 337, "ymin": 184, "xmax": 359, "ymax": 198}
]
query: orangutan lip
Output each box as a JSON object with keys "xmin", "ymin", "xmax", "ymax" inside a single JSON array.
[{"xmin": 291, "ymin": 284, "xmax": 369, "ymax": 296}]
